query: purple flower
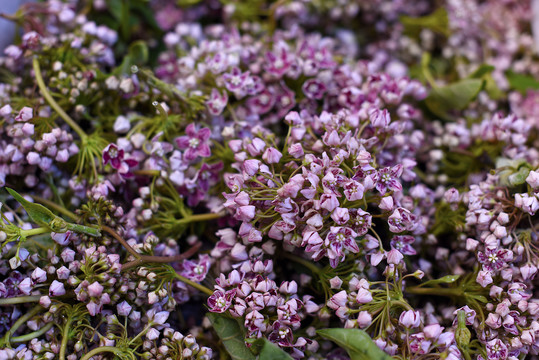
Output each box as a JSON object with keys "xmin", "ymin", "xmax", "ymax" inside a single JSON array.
[
  {"xmin": 388, "ymin": 207, "xmax": 417, "ymax": 233},
  {"xmin": 399, "ymin": 310, "xmax": 421, "ymax": 329},
  {"xmin": 326, "ymin": 227, "xmax": 359, "ymax": 268},
  {"xmin": 478, "ymin": 247, "xmax": 513, "ymax": 272},
  {"xmin": 390, "ymin": 235, "xmax": 417, "ymax": 255},
  {"xmin": 181, "ymin": 255, "xmax": 211, "ymax": 282},
  {"xmin": 208, "ymin": 290, "xmax": 235, "ymax": 313},
  {"xmin": 349, "ymin": 209, "xmax": 372, "ymax": 236},
  {"xmin": 302, "ymin": 79, "xmax": 326, "ymax": 100},
  {"xmin": 102, "ymin": 143, "xmax": 138, "ymax": 177},
  {"xmin": 222, "ymin": 67, "xmax": 250, "ymax": 92},
  {"xmin": 175, "ymin": 123, "xmax": 211, "ymax": 161},
  {"xmin": 265, "ymin": 43, "xmax": 294, "ymax": 78},
  {"xmin": 206, "ymin": 88, "xmax": 228, "ymax": 116},
  {"xmin": 49, "ymin": 280, "xmax": 66, "ymax": 297},
  {"xmin": 486, "ymin": 339, "xmax": 507, "ymax": 360},
  {"xmin": 376, "ymin": 165, "xmax": 403, "ymax": 195}
]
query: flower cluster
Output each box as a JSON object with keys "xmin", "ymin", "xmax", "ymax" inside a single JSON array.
[{"xmin": 1, "ymin": 0, "xmax": 539, "ymax": 359}]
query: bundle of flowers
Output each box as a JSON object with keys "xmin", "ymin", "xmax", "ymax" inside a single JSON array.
[{"xmin": 0, "ymin": 1, "xmax": 538, "ymax": 359}]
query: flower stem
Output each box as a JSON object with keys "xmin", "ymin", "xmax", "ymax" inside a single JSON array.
[
  {"xmin": 282, "ymin": 252, "xmax": 321, "ymax": 275},
  {"xmin": 11, "ymin": 322, "xmax": 53, "ymax": 343},
  {"xmin": 0, "ymin": 295, "xmax": 41, "ymax": 305},
  {"xmin": 59, "ymin": 316, "xmax": 73, "ymax": 360},
  {"xmin": 173, "ymin": 272, "xmax": 213, "ymax": 296},
  {"xmin": 20, "ymin": 227, "xmax": 50, "ymax": 237},
  {"xmin": 32, "ymin": 57, "xmax": 87, "ymax": 141},
  {"xmin": 79, "ymin": 346, "xmax": 125, "ymax": 360},
  {"xmin": 405, "ymin": 286, "xmax": 463, "ymax": 298},
  {"xmin": 101, "ymin": 225, "xmax": 203, "ymax": 271},
  {"xmin": 2, "ymin": 305, "xmax": 42, "ymax": 345},
  {"xmin": 175, "ymin": 211, "xmax": 226, "ymax": 224}
]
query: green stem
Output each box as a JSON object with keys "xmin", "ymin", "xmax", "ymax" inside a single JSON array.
[
  {"xmin": 66, "ymin": 223, "xmax": 101, "ymax": 237},
  {"xmin": 0, "ymin": 295, "xmax": 41, "ymax": 305},
  {"xmin": 391, "ymin": 300, "xmax": 413, "ymax": 311},
  {"xmin": 282, "ymin": 252, "xmax": 321, "ymax": 275},
  {"xmin": 3, "ymin": 305, "xmax": 42, "ymax": 345},
  {"xmin": 32, "ymin": 57, "xmax": 87, "ymax": 140},
  {"xmin": 405, "ymin": 286, "xmax": 463, "ymax": 297},
  {"xmin": 80, "ymin": 346, "xmax": 124, "ymax": 360},
  {"xmin": 173, "ymin": 272, "xmax": 213, "ymax": 296},
  {"xmin": 132, "ymin": 169, "xmax": 160, "ymax": 177},
  {"xmin": 20, "ymin": 227, "xmax": 50, "ymax": 237},
  {"xmin": 59, "ymin": 316, "xmax": 73, "ymax": 360},
  {"xmin": 101, "ymin": 225, "xmax": 202, "ymax": 271},
  {"xmin": 11, "ymin": 322, "xmax": 53, "ymax": 343},
  {"xmin": 176, "ymin": 212, "xmax": 225, "ymax": 224}
]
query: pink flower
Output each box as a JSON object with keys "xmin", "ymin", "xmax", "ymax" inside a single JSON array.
[
  {"xmin": 343, "ymin": 180, "xmax": 365, "ymax": 201},
  {"xmin": 181, "ymin": 255, "xmax": 211, "ymax": 282},
  {"xmin": 486, "ymin": 339, "xmax": 507, "ymax": 360},
  {"xmin": 390, "ymin": 235, "xmax": 417, "ymax": 256},
  {"xmin": 223, "ymin": 67, "xmax": 250, "ymax": 92},
  {"xmin": 399, "ymin": 310, "xmax": 421, "ymax": 329},
  {"xmin": 331, "ymin": 207, "xmax": 350, "ymax": 225},
  {"xmin": 476, "ymin": 270, "xmax": 493, "ymax": 287},
  {"xmin": 376, "ymin": 165, "xmax": 403, "ymax": 195},
  {"xmin": 175, "ymin": 124, "xmax": 211, "ymax": 161},
  {"xmin": 206, "ymin": 89, "xmax": 228, "ymax": 116},
  {"xmin": 208, "ymin": 290, "xmax": 235, "ymax": 313},
  {"xmin": 102, "ymin": 143, "xmax": 138, "ymax": 177},
  {"xmin": 369, "ymin": 108, "xmax": 390, "ymax": 128},
  {"xmin": 423, "ymin": 324, "xmax": 443, "ymax": 339},
  {"xmin": 478, "ymin": 247, "xmax": 513, "ymax": 272},
  {"xmin": 387, "ymin": 249, "xmax": 404, "ymax": 264},
  {"xmin": 49, "ymin": 280, "xmax": 66, "ymax": 297},
  {"xmin": 349, "ymin": 209, "xmax": 372, "ymax": 236},
  {"xmin": 388, "ymin": 207, "xmax": 417, "ymax": 233},
  {"xmin": 15, "ymin": 107, "xmax": 33, "ymax": 122},
  {"xmin": 262, "ymin": 147, "xmax": 283, "ymax": 164},
  {"xmin": 302, "ymin": 79, "xmax": 326, "ymax": 100}
]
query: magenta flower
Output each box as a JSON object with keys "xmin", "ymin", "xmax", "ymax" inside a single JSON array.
[
  {"xmin": 326, "ymin": 227, "xmax": 359, "ymax": 268},
  {"xmin": 388, "ymin": 207, "xmax": 417, "ymax": 233},
  {"xmin": 390, "ymin": 235, "xmax": 416, "ymax": 255},
  {"xmin": 486, "ymin": 339, "xmax": 507, "ymax": 360},
  {"xmin": 302, "ymin": 79, "xmax": 326, "ymax": 100},
  {"xmin": 376, "ymin": 165, "xmax": 403, "ymax": 195},
  {"xmin": 477, "ymin": 247, "xmax": 513, "ymax": 271},
  {"xmin": 181, "ymin": 255, "xmax": 211, "ymax": 282},
  {"xmin": 102, "ymin": 143, "xmax": 138, "ymax": 177},
  {"xmin": 399, "ymin": 310, "xmax": 421, "ymax": 329},
  {"xmin": 207, "ymin": 289, "xmax": 235, "ymax": 313},
  {"xmin": 175, "ymin": 123, "xmax": 211, "ymax": 161},
  {"xmin": 103, "ymin": 143, "xmax": 125, "ymax": 169},
  {"xmin": 222, "ymin": 67, "xmax": 250, "ymax": 92},
  {"xmin": 206, "ymin": 88, "xmax": 228, "ymax": 116},
  {"xmin": 349, "ymin": 209, "xmax": 372, "ymax": 236}
]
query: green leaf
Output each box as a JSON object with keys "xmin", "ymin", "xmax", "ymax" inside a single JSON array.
[
  {"xmin": 506, "ymin": 71, "xmax": 539, "ymax": 93},
  {"xmin": 425, "ymin": 79, "xmax": 484, "ymax": 119},
  {"xmin": 114, "ymin": 40, "xmax": 149, "ymax": 75},
  {"xmin": 469, "ymin": 64, "xmax": 495, "ymax": 79},
  {"xmin": 6, "ymin": 188, "xmax": 101, "ymax": 237},
  {"xmin": 317, "ymin": 328, "xmax": 393, "ymax": 360},
  {"xmin": 6, "ymin": 188, "xmax": 56, "ymax": 227},
  {"xmin": 255, "ymin": 339, "xmax": 294, "ymax": 360},
  {"xmin": 419, "ymin": 274, "xmax": 461, "ymax": 286},
  {"xmin": 401, "ymin": 8, "xmax": 450, "ymax": 37},
  {"xmin": 206, "ymin": 313, "xmax": 255, "ymax": 360},
  {"xmin": 469, "ymin": 65, "xmax": 503, "ymax": 100}
]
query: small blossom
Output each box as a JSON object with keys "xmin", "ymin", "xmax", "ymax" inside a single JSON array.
[{"xmin": 175, "ymin": 123, "xmax": 211, "ymax": 161}]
